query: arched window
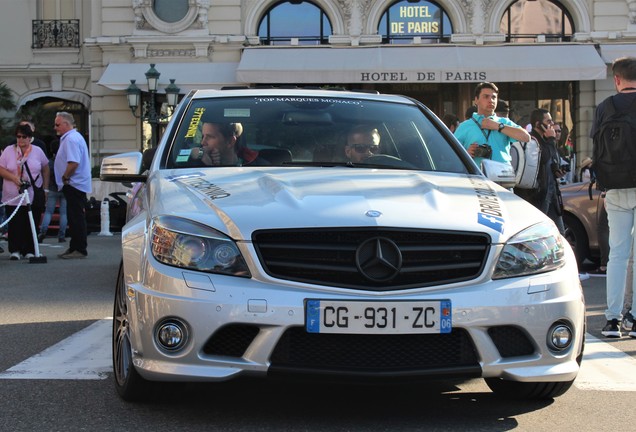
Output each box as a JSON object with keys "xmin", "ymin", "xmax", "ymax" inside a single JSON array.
[
  {"xmin": 501, "ymin": 0, "xmax": 573, "ymax": 42},
  {"xmin": 258, "ymin": 1, "xmax": 332, "ymax": 45},
  {"xmin": 378, "ymin": 0, "xmax": 452, "ymax": 44}
]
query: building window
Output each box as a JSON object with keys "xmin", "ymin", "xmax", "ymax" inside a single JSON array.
[
  {"xmin": 258, "ymin": 1, "xmax": 332, "ymax": 45},
  {"xmin": 33, "ymin": 0, "xmax": 80, "ymax": 48},
  {"xmin": 378, "ymin": 0, "xmax": 452, "ymax": 44},
  {"xmin": 501, "ymin": 0, "xmax": 573, "ymax": 43},
  {"xmin": 153, "ymin": 0, "xmax": 189, "ymax": 23},
  {"xmin": 39, "ymin": 0, "xmax": 75, "ymax": 20},
  {"xmin": 133, "ymin": 0, "xmax": 208, "ymax": 33}
]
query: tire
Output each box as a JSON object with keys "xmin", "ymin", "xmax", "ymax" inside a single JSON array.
[
  {"xmin": 485, "ymin": 377, "xmax": 575, "ymax": 400},
  {"xmin": 112, "ymin": 262, "xmax": 155, "ymax": 401},
  {"xmin": 562, "ymin": 213, "xmax": 589, "ymax": 266}
]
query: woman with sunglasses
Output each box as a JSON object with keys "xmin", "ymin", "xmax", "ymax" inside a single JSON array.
[{"xmin": 0, "ymin": 123, "xmax": 49, "ymax": 260}]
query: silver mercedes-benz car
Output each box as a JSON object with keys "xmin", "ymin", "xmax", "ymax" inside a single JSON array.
[{"xmin": 101, "ymin": 88, "xmax": 584, "ymax": 402}]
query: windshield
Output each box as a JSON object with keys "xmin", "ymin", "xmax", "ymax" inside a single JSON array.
[{"xmin": 165, "ymin": 95, "xmax": 469, "ymax": 173}]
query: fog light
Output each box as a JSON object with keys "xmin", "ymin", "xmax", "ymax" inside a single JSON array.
[
  {"xmin": 548, "ymin": 323, "xmax": 573, "ymax": 351},
  {"xmin": 155, "ymin": 319, "xmax": 188, "ymax": 352}
]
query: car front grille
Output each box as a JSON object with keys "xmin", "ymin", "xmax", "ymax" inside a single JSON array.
[
  {"xmin": 269, "ymin": 327, "xmax": 480, "ymax": 378},
  {"xmin": 252, "ymin": 228, "xmax": 490, "ymax": 290}
]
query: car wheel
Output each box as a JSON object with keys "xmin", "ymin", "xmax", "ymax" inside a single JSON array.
[
  {"xmin": 485, "ymin": 377, "xmax": 574, "ymax": 399},
  {"xmin": 112, "ymin": 261, "xmax": 154, "ymax": 401},
  {"xmin": 562, "ymin": 213, "xmax": 589, "ymax": 266}
]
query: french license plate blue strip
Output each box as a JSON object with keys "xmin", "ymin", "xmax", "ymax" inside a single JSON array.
[
  {"xmin": 306, "ymin": 299, "xmax": 321, "ymax": 333},
  {"xmin": 440, "ymin": 300, "xmax": 452, "ymax": 334}
]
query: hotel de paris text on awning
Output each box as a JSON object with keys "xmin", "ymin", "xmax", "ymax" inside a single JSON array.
[{"xmin": 236, "ymin": 44, "xmax": 608, "ymax": 84}]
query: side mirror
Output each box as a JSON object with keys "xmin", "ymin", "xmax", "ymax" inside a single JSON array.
[
  {"xmin": 481, "ymin": 159, "xmax": 517, "ymax": 189},
  {"xmin": 100, "ymin": 152, "xmax": 146, "ymax": 183}
]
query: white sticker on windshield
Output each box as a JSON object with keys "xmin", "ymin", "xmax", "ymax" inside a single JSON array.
[{"xmin": 224, "ymin": 108, "xmax": 250, "ymax": 117}]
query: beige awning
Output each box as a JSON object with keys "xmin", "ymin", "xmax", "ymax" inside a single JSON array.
[
  {"xmin": 599, "ymin": 44, "xmax": 636, "ymax": 63},
  {"xmin": 237, "ymin": 44, "xmax": 607, "ymax": 84},
  {"xmin": 97, "ymin": 62, "xmax": 241, "ymax": 93}
]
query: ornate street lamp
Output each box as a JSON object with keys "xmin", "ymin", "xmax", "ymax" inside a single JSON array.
[{"xmin": 126, "ymin": 63, "xmax": 181, "ymax": 148}]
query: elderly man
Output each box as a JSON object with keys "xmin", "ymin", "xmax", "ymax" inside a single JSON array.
[{"xmin": 54, "ymin": 111, "xmax": 91, "ymax": 259}]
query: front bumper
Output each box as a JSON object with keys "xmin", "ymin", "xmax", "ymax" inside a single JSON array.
[{"xmin": 122, "ymin": 247, "xmax": 585, "ymax": 384}]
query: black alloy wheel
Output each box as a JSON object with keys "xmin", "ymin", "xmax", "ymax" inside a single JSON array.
[{"xmin": 112, "ymin": 261, "xmax": 153, "ymax": 401}]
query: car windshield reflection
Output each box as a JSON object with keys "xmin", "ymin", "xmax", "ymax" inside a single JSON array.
[{"xmin": 166, "ymin": 96, "xmax": 469, "ymax": 174}]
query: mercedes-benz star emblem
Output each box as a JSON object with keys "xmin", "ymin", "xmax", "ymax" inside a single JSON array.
[{"xmin": 355, "ymin": 237, "xmax": 402, "ymax": 282}]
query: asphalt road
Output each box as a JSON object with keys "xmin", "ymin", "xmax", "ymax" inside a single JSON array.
[{"xmin": 0, "ymin": 234, "xmax": 635, "ymax": 432}]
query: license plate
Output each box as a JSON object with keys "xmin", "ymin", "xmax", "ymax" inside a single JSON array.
[{"xmin": 305, "ymin": 300, "xmax": 452, "ymax": 334}]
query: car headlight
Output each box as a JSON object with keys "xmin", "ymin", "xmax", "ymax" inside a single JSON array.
[
  {"xmin": 492, "ymin": 222, "xmax": 566, "ymax": 279},
  {"xmin": 150, "ymin": 215, "xmax": 250, "ymax": 277}
]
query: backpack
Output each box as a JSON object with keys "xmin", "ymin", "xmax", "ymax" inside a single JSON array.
[
  {"xmin": 592, "ymin": 95, "xmax": 636, "ymax": 190},
  {"xmin": 510, "ymin": 138, "xmax": 541, "ymax": 189}
]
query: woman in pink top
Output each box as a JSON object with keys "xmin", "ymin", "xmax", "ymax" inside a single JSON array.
[{"xmin": 0, "ymin": 124, "xmax": 49, "ymax": 260}]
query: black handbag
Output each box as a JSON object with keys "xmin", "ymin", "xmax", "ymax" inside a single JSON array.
[{"xmin": 24, "ymin": 161, "xmax": 46, "ymax": 209}]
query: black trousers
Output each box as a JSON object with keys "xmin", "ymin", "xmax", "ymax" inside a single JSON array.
[
  {"xmin": 5, "ymin": 205, "xmax": 36, "ymax": 255},
  {"xmin": 62, "ymin": 185, "xmax": 88, "ymax": 254}
]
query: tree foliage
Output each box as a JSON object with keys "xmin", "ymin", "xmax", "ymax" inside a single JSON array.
[{"xmin": 0, "ymin": 81, "xmax": 16, "ymax": 145}]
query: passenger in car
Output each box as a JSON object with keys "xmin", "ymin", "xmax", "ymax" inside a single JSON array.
[
  {"xmin": 190, "ymin": 121, "xmax": 264, "ymax": 166},
  {"xmin": 344, "ymin": 125, "xmax": 381, "ymax": 163}
]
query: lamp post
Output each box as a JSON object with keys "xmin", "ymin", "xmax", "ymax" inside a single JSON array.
[{"xmin": 126, "ymin": 63, "xmax": 180, "ymax": 149}]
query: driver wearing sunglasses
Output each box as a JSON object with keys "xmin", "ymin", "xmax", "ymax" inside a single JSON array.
[{"xmin": 344, "ymin": 125, "xmax": 381, "ymax": 163}]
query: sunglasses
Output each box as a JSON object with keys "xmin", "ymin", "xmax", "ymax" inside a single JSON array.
[
  {"xmin": 349, "ymin": 144, "xmax": 380, "ymax": 154},
  {"xmin": 16, "ymin": 134, "xmax": 29, "ymax": 139}
]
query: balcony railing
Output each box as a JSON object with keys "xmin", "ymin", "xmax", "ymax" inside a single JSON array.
[
  {"xmin": 504, "ymin": 34, "xmax": 572, "ymax": 43},
  {"xmin": 32, "ymin": 19, "xmax": 80, "ymax": 49}
]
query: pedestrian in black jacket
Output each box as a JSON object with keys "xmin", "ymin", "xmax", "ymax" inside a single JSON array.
[{"xmin": 515, "ymin": 108, "xmax": 566, "ymax": 234}]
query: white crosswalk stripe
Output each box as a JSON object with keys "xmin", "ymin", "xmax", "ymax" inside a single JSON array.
[
  {"xmin": 575, "ymin": 334, "xmax": 636, "ymax": 391},
  {"xmin": 0, "ymin": 319, "xmax": 112, "ymax": 380},
  {"xmin": 2, "ymin": 323, "xmax": 636, "ymax": 391}
]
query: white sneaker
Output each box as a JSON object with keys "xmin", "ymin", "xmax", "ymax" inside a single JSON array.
[
  {"xmin": 24, "ymin": 253, "xmax": 35, "ymax": 259},
  {"xmin": 9, "ymin": 252, "xmax": 20, "ymax": 260},
  {"xmin": 623, "ymin": 311, "xmax": 634, "ymax": 330}
]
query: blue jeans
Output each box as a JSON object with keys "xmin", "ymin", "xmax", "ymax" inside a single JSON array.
[
  {"xmin": 605, "ymin": 188, "xmax": 636, "ymax": 321},
  {"xmin": 39, "ymin": 190, "xmax": 67, "ymax": 238}
]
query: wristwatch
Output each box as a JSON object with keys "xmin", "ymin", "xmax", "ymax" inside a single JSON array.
[{"xmin": 498, "ymin": 123, "xmax": 505, "ymax": 132}]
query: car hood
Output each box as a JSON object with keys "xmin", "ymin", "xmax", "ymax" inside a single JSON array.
[{"xmin": 147, "ymin": 167, "xmax": 546, "ymax": 243}]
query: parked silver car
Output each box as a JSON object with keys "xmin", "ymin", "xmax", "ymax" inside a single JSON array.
[{"xmin": 102, "ymin": 88, "xmax": 584, "ymax": 402}]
